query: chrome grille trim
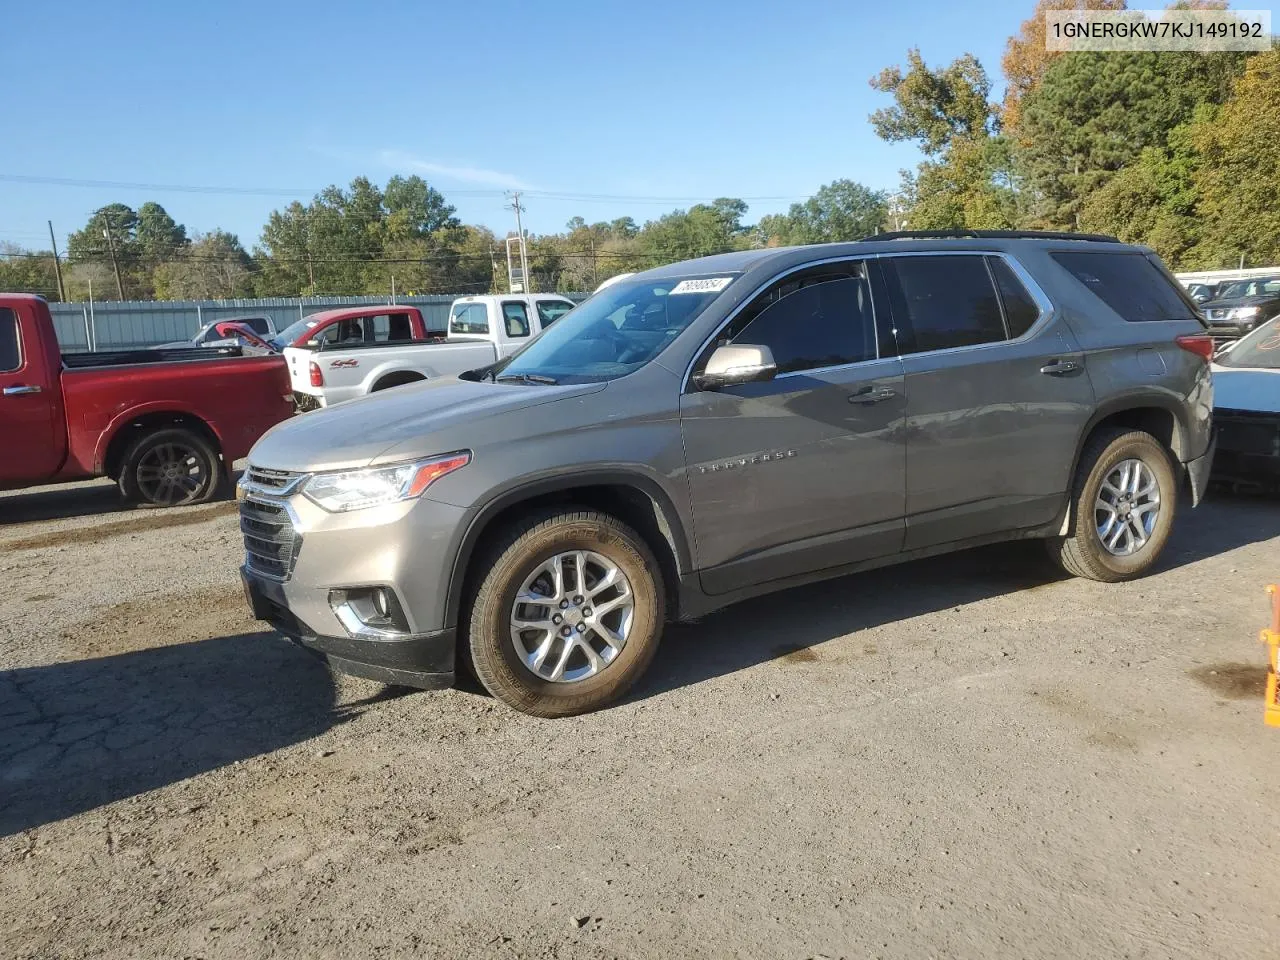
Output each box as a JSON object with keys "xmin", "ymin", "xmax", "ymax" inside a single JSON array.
[
  {"xmin": 242, "ymin": 465, "xmax": 308, "ymax": 498},
  {"xmin": 240, "ymin": 496, "xmax": 301, "ymax": 581}
]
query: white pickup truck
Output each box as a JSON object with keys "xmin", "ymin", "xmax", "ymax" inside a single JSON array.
[{"xmin": 285, "ymin": 294, "xmax": 577, "ymax": 409}]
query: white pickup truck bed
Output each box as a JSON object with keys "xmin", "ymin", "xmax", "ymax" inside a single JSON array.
[{"xmin": 290, "ymin": 294, "xmax": 576, "ymax": 408}]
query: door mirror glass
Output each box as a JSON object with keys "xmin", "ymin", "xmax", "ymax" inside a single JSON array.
[{"xmin": 694, "ymin": 344, "xmax": 778, "ymax": 390}]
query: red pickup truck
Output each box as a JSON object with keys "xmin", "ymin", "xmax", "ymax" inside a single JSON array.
[{"xmin": 0, "ymin": 294, "xmax": 295, "ymax": 506}]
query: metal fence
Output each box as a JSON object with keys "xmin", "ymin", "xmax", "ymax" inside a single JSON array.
[{"xmin": 49, "ymin": 293, "xmax": 588, "ymax": 353}]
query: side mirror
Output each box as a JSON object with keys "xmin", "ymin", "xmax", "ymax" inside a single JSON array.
[
  {"xmin": 306, "ymin": 339, "xmax": 321, "ymax": 349},
  {"xmin": 693, "ymin": 344, "xmax": 778, "ymax": 390}
]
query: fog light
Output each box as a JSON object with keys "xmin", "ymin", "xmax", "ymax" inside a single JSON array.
[{"xmin": 329, "ymin": 586, "xmax": 410, "ymax": 639}]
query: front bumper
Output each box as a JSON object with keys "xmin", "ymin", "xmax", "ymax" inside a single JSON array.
[
  {"xmin": 1213, "ymin": 410, "xmax": 1280, "ymax": 483},
  {"xmin": 242, "ymin": 566, "xmax": 455, "ymax": 688}
]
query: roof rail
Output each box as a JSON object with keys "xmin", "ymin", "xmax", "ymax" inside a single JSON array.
[{"xmin": 863, "ymin": 229, "xmax": 1121, "ymax": 243}]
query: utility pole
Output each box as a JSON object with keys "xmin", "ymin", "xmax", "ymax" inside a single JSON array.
[
  {"xmin": 47, "ymin": 221, "xmax": 66, "ymax": 302},
  {"xmin": 102, "ymin": 221, "xmax": 125, "ymax": 299},
  {"xmin": 590, "ymin": 236, "xmax": 597, "ymax": 289},
  {"xmin": 506, "ymin": 192, "xmax": 531, "ymax": 293}
]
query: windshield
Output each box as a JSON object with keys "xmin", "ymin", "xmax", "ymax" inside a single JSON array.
[
  {"xmin": 272, "ymin": 316, "xmax": 319, "ymax": 347},
  {"xmin": 1218, "ymin": 315, "xmax": 1280, "ymax": 369},
  {"xmin": 493, "ymin": 274, "xmax": 737, "ymax": 384},
  {"xmin": 1216, "ymin": 278, "xmax": 1280, "ymax": 300}
]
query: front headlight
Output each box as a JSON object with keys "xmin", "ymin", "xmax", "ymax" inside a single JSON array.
[
  {"xmin": 302, "ymin": 451, "xmax": 471, "ymax": 512},
  {"xmin": 1227, "ymin": 306, "xmax": 1260, "ymax": 320}
]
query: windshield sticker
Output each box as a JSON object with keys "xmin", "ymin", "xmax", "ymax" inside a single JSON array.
[{"xmin": 669, "ymin": 277, "xmax": 733, "ymax": 295}]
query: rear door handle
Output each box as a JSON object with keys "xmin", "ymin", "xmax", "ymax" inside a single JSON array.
[
  {"xmin": 849, "ymin": 386, "xmax": 896, "ymax": 405},
  {"xmin": 2, "ymin": 384, "xmax": 41, "ymax": 396},
  {"xmin": 1040, "ymin": 359, "xmax": 1080, "ymax": 376}
]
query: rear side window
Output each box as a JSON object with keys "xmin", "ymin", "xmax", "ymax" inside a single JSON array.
[
  {"xmin": 883, "ymin": 255, "xmax": 1006, "ymax": 353},
  {"xmin": 450, "ymin": 303, "xmax": 489, "ymax": 335},
  {"xmin": 1052, "ymin": 252, "xmax": 1197, "ymax": 323},
  {"xmin": 246, "ymin": 317, "xmax": 270, "ymax": 335},
  {"xmin": 368, "ymin": 313, "xmax": 415, "ymax": 342},
  {"xmin": 537, "ymin": 300, "xmax": 574, "ymax": 327},
  {"xmin": 502, "ymin": 302, "xmax": 531, "ymax": 338},
  {"xmin": 0, "ymin": 308, "xmax": 20, "ymax": 371},
  {"xmin": 989, "ymin": 257, "xmax": 1042, "ymax": 338}
]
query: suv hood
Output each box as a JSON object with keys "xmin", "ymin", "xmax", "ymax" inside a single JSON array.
[{"xmin": 249, "ymin": 377, "xmax": 606, "ymax": 473}]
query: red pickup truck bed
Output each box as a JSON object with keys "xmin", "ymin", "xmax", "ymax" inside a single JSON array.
[{"xmin": 0, "ymin": 294, "xmax": 295, "ymax": 506}]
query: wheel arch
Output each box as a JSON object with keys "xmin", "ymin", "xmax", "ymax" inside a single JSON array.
[
  {"xmin": 371, "ymin": 369, "xmax": 428, "ymax": 392},
  {"xmin": 101, "ymin": 409, "xmax": 224, "ymax": 480},
  {"xmin": 444, "ymin": 471, "xmax": 694, "ymax": 629}
]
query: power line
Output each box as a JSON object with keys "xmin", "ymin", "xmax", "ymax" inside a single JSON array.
[{"xmin": 0, "ymin": 172, "xmax": 808, "ymax": 206}]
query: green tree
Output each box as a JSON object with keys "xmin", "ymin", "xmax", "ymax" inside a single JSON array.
[
  {"xmin": 870, "ymin": 50, "xmax": 995, "ymax": 155},
  {"xmin": 638, "ymin": 198, "xmax": 751, "ymax": 264},
  {"xmin": 1019, "ymin": 48, "xmax": 1248, "ymax": 228},
  {"xmin": 869, "ymin": 51, "xmax": 1014, "ymax": 230},
  {"xmin": 758, "ymin": 180, "xmax": 888, "ymax": 245},
  {"xmin": 1192, "ymin": 48, "xmax": 1280, "ymax": 267},
  {"xmin": 152, "ymin": 230, "xmax": 252, "ymax": 300},
  {"xmin": 0, "ymin": 244, "xmax": 62, "ymax": 300},
  {"xmin": 135, "ymin": 202, "xmax": 189, "ymax": 262}
]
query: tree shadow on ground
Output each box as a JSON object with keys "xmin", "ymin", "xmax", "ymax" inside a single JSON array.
[{"xmin": 0, "ymin": 631, "xmax": 339, "ymax": 837}]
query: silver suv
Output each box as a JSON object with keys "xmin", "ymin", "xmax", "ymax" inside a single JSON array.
[{"xmin": 240, "ymin": 232, "xmax": 1216, "ymax": 717}]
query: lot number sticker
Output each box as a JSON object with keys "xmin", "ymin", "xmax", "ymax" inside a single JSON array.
[{"xmin": 669, "ymin": 277, "xmax": 733, "ymax": 295}]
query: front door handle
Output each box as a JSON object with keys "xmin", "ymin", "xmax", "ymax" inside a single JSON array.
[
  {"xmin": 849, "ymin": 386, "xmax": 896, "ymax": 405},
  {"xmin": 2, "ymin": 384, "xmax": 41, "ymax": 396},
  {"xmin": 1040, "ymin": 359, "xmax": 1080, "ymax": 376}
]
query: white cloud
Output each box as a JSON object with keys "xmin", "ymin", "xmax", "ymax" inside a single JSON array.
[{"xmin": 379, "ymin": 150, "xmax": 533, "ymax": 191}]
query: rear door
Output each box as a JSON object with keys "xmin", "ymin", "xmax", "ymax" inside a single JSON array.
[
  {"xmin": 881, "ymin": 252, "xmax": 1095, "ymax": 549},
  {"xmin": 0, "ymin": 303, "xmax": 62, "ymax": 484},
  {"xmin": 680, "ymin": 258, "xmax": 907, "ymax": 593}
]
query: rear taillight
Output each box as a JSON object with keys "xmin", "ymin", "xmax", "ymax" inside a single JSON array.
[
  {"xmin": 309, "ymin": 361, "xmax": 324, "ymax": 387},
  {"xmin": 1175, "ymin": 334, "xmax": 1214, "ymax": 361}
]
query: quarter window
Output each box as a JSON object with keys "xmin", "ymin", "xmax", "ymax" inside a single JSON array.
[
  {"xmin": 0, "ymin": 308, "xmax": 19, "ymax": 371},
  {"xmin": 368, "ymin": 313, "xmax": 414, "ymax": 342},
  {"xmin": 1051, "ymin": 252, "xmax": 1198, "ymax": 323},
  {"xmin": 883, "ymin": 255, "xmax": 1006, "ymax": 353},
  {"xmin": 989, "ymin": 257, "xmax": 1041, "ymax": 338},
  {"xmin": 713, "ymin": 262, "xmax": 877, "ymax": 375},
  {"xmin": 502, "ymin": 302, "xmax": 531, "ymax": 338}
]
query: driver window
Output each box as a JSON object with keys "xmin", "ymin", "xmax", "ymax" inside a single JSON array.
[{"xmin": 708, "ymin": 261, "xmax": 877, "ymax": 374}]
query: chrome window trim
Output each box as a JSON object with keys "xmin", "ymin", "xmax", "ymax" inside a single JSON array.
[
  {"xmin": 873, "ymin": 250, "xmax": 1056, "ymax": 361},
  {"xmin": 681, "ymin": 255, "xmax": 881, "ymax": 393}
]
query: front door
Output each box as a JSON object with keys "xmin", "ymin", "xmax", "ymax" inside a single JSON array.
[
  {"xmin": 680, "ymin": 259, "xmax": 907, "ymax": 595},
  {"xmin": 879, "ymin": 253, "xmax": 1096, "ymax": 549},
  {"xmin": 0, "ymin": 304, "xmax": 61, "ymax": 484}
]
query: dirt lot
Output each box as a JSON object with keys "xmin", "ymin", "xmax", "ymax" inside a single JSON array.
[{"xmin": 3, "ymin": 478, "xmax": 1280, "ymax": 959}]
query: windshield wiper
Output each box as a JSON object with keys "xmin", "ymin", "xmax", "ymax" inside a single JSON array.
[{"xmin": 496, "ymin": 373, "xmax": 558, "ymax": 385}]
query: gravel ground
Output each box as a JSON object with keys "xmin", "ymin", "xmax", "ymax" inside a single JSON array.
[{"xmin": 2, "ymin": 477, "xmax": 1280, "ymax": 959}]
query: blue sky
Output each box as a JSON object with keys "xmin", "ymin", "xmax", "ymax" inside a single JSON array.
[{"xmin": 3, "ymin": 0, "xmax": 1032, "ymax": 250}]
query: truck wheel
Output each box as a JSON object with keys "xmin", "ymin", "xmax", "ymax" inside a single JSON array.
[
  {"xmin": 1047, "ymin": 428, "xmax": 1177, "ymax": 582},
  {"xmin": 466, "ymin": 510, "xmax": 664, "ymax": 717},
  {"xmin": 118, "ymin": 428, "xmax": 222, "ymax": 507}
]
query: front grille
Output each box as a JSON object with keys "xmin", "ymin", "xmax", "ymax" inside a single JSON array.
[
  {"xmin": 241, "ymin": 497, "xmax": 300, "ymax": 581},
  {"xmin": 245, "ymin": 465, "xmax": 303, "ymax": 493}
]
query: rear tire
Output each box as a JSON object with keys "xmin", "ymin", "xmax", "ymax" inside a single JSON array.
[
  {"xmin": 1047, "ymin": 428, "xmax": 1177, "ymax": 582},
  {"xmin": 466, "ymin": 510, "xmax": 664, "ymax": 717},
  {"xmin": 117, "ymin": 427, "xmax": 222, "ymax": 507}
]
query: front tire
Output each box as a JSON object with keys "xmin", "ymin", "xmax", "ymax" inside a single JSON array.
[
  {"xmin": 466, "ymin": 510, "xmax": 664, "ymax": 717},
  {"xmin": 117, "ymin": 427, "xmax": 222, "ymax": 507},
  {"xmin": 1048, "ymin": 428, "xmax": 1177, "ymax": 582}
]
